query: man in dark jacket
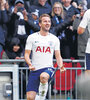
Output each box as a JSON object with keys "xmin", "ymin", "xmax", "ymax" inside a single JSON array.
[
  {"xmin": 58, "ymin": 0, "xmax": 80, "ymax": 58},
  {"xmin": 29, "ymin": 0, "xmax": 52, "ymax": 17},
  {"xmin": 73, "ymin": 9, "xmax": 88, "ymax": 59},
  {"xmin": 62, "ymin": 0, "xmax": 80, "ymax": 17}
]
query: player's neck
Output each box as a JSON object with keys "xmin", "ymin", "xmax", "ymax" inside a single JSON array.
[{"xmin": 39, "ymin": 30, "xmax": 49, "ymax": 36}]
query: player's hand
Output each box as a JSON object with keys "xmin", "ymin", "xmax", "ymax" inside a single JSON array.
[
  {"xmin": 29, "ymin": 65, "xmax": 35, "ymax": 71},
  {"xmin": 60, "ymin": 64, "xmax": 66, "ymax": 73}
]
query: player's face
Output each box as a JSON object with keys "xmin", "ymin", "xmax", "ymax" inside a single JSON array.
[{"xmin": 39, "ymin": 16, "xmax": 51, "ymax": 32}]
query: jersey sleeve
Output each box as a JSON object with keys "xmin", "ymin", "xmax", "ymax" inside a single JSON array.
[
  {"xmin": 25, "ymin": 35, "xmax": 33, "ymax": 50},
  {"xmin": 79, "ymin": 10, "xmax": 89, "ymax": 28},
  {"xmin": 55, "ymin": 38, "xmax": 60, "ymax": 50}
]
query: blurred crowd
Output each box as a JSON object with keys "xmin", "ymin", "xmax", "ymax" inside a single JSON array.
[{"xmin": 0, "ymin": 0, "xmax": 90, "ymax": 63}]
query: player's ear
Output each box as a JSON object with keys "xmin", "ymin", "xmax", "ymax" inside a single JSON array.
[{"xmin": 39, "ymin": 22, "xmax": 41, "ymax": 27}]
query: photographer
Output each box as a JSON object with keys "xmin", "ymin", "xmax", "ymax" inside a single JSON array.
[{"xmin": 6, "ymin": 0, "xmax": 30, "ymax": 51}]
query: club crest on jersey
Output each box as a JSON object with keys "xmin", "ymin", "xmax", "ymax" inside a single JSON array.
[{"xmin": 36, "ymin": 46, "xmax": 51, "ymax": 53}]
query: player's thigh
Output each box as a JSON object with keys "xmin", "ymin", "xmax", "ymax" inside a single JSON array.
[
  {"xmin": 40, "ymin": 68, "xmax": 55, "ymax": 83},
  {"xmin": 27, "ymin": 91, "xmax": 36, "ymax": 100}
]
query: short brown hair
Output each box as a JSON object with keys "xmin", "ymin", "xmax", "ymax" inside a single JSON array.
[{"xmin": 39, "ymin": 14, "xmax": 51, "ymax": 23}]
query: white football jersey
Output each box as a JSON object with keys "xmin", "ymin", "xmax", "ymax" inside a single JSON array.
[{"xmin": 25, "ymin": 32, "xmax": 60, "ymax": 70}]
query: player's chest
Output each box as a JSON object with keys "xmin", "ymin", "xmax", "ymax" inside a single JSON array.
[{"xmin": 32, "ymin": 38, "xmax": 55, "ymax": 53}]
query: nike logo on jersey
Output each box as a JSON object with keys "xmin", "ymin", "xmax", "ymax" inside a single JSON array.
[
  {"xmin": 36, "ymin": 46, "xmax": 51, "ymax": 53},
  {"xmin": 35, "ymin": 41, "xmax": 39, "ymax": 43}
]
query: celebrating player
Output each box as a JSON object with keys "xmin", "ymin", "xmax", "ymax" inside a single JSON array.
[{"xmin": 24, "ymin": 14, "xmax": 65, "ymax": 100}]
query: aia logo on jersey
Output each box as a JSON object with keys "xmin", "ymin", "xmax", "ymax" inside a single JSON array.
[{"xmin": 36, "ymin": 46, "xmax": 51, "ymax": 53}]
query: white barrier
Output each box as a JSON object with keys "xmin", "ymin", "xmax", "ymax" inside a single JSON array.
[{"xmin": 0, "ymin": 64, "xmax": 19, "ymax": 100}]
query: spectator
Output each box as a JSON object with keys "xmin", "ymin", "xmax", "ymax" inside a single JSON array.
[
  {"xmin": 51, "ymin": 2, "xmax": 67, "ymax": 58},
  {"xmin": 59, "ymin": 0, "xmax": 80, "ymax": 58},
  {"xmin": 51, "ymin": 2, "xmax": 65, "ymax": 26},
  {"xmin": 73, "ymin": 9, "xmax": 88, "ymax": 60},
  {"xmin": 2, "ymin": 37, "xmax": 26, "ymax": 67},
  {"xmin": 31, "ymin": 11, "xmax": 39, "ymax": 23},
  {"xmin": 61, "ymin": 0, "xmax": 80, "ymax": 17},
  {"xmin": 29, "ymin": 0, "xmax": 52, "ymax": 17},
  {"xmin": 2, "ymin": 37, "xmax": 23, "ymax": 59},
  {"xmin": 0, "ymin": 0, "xmax": 9, "ymax": 59},
  {"xmin": 7, "ymin": 0, "xmax": 30, "ymax": 50},
  {"xmin": 23, "ymin": 12, "xmax": 40, "ymax": 34},
  {"xmin": 29, "ymin": 11, "xmax": 39, "ymax": 34}
]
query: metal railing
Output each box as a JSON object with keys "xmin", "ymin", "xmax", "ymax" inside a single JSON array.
[{"xmin": 0, "ymin": 59, "xmax": 86, "ymax": 100}]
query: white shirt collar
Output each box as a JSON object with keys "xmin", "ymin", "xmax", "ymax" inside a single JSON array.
[{"xmin": 64, "ymin": 5, "xmax": 71, "ymax": 11}]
